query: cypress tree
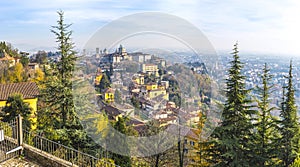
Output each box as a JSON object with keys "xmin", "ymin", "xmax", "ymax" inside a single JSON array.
[{"xmin": 208, "ymin": 43, "xmax": 254, "ymax": 166}]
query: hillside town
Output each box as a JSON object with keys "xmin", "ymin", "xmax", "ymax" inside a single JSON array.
[
  {"xmin": 0, "ymin": 42, "xmax": 209, "ymax": 166},
  {"xmin": 2, "ymin": 1, "xmax": 300, "ymax": 166},
  {"xmin": 91, "ymin": 45, "xmax": 205, "ymax": 164},
  {"xmin": 92, "ymin": 45, "xmax": 201, "ymax": 122}
]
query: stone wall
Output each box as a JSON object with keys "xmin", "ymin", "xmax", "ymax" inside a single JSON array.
[{"xmin": 23, "ymin": 144, "xmax": 76, "ymax": 167}]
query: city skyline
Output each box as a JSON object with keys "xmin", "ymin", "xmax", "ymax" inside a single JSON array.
[{"xmin": 1, "ymin": 0, "xmax": 300, "ymax": 56}]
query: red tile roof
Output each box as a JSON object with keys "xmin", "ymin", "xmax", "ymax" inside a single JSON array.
[{"xmin": 0, "ymin": 82, "xmax": 39, "ymax": 100}]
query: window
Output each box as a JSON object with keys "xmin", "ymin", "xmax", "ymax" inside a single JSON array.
[{"xmin": 190, "ymin": 141, "xmax": 195, "ymax": 146}]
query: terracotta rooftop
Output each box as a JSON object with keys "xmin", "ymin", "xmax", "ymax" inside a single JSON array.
[{"xmin": 0, "ymin": 82, "xmax": 39, "ymax": 100}]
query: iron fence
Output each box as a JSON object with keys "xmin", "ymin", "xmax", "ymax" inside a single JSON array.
[
  {"xmin": 0, "ymin": 117, "xmax": 20, "ymax": 163},
  {"xmin": 22, "ymin": 130, "xmax": 119, "ymax": 167},
  {"xmin": 0, "ymin": 116, "xmax": 119, "ymax": 167}
]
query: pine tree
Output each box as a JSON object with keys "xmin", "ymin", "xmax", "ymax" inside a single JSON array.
[
  {"xmin": 50, "ymin": 10, "xmax": 77, "ymax": 128},
  {"xmin": 38, "ymin": 11, "xmax": 89, "ymax": 149},
  {"xmin": 207, "ymin": 43, "xmax": 254, "ymax": 166},
  {"xmin": 278, "ymin": 60, "xmax": 300, "ymax": 167},
  {"xmin": 253, "ymin": 63, "xmax": 279, "ymax": 166}
]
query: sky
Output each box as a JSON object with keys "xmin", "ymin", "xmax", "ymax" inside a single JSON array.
[{"xmin": 1, "ymin": 0, "xmax": 300, "ymax": 56}]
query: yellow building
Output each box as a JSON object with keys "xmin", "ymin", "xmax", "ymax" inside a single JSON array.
[
  {"xmin": 142, "ymin": 64, "xmax": 159, "ymax": 77},
  {"xmin": 0, "ymin": 82, "xmax": 39, "ymax": 130},
  {"xmin": 103, "ymin": 87, "xmax": 114, "ymax": 103},
  {"xmin": 145, "ymin": 83, "xmax": 158, "ymax": 90},
  {"xmin": 132, "ymin": 74, "xmax": 144, "ymax": 85},
  {"xmin": 148, "ymin": 89, "xmax": 169, "ymax": 100}
]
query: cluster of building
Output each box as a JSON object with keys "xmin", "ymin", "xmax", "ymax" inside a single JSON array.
[
  {"xmin": 95, "ymin": 45, "xmax": 166, "ymax": 72},
  {"xmin": 219, "ymin": 55, "xmax": 300, "ymax": 110},
  {"xmin": 0, "ymin": 49, "xmax": 43, "ymax": 78},
  {"xmin": 0, "ymin": 45, "xmax": 212, "ymax": 165},
  {"xmin": 95, "ymin": 45, "xmax": 201, "ymax": 125},
  {"xmin": 94, "ymin": 45, "xmax": 204, "ymax": 164}
]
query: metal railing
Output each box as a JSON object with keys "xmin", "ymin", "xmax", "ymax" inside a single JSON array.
[
  {"xmin": 0, "ymin": 116, "xmax": 119, "ymax": 167},
  {"xmin": 0, "ymin": 117, "xmax": 20, "ymax": 163},
  {"xmin": 22, "ymin": 130, "xmax": 119, "ymax": 167}
]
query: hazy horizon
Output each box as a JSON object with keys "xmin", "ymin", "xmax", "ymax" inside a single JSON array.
[{"xmin": 1, "ymin": 0, "xmax": 300, "ymax": 56}]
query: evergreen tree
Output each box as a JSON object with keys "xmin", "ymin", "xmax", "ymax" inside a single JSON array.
[
  {"xmin": 0, "ymin": 41, "xmax": 20, "ymax": 57},
  {"xmin": 109, "ymin": 63, "xmax": 114, "ymax": 76},
  {"xmin": 208, "ymin": 43, "xmax": 254, "ymax": 166},
  {"xmin": 278, "ymin": 60, "xmax": 300, "ymax": 167},
  {"xmin": 99, "ymin": 72, "xmax": 111, "ymax": 92},
  {"xmin": 38, "ymin": 11, "xmax": 85, "ymax": 148},
  {"xmin": 50, "ymin": 10, "xmax": 77, "ymax": 128},
  {"xmin": 253, "ymin": 63, "xmax": 279, "ymax": 166},
  {"xmin": 0, "ymin": 94, "xmax": 32, "ymax": 129},
  {"xmin": 20, "ymin": 54, "xmax": 29, "ymax": 67},
  {"xmin": 34, "ymin": 51, "xmax": 48, "ymax": 64}
]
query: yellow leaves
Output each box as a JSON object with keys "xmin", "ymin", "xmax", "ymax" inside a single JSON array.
[
  {"xmin": 95, "ymin": 113, "xmax": 109, "ymax": 135},
  {"xmin": 29, "ymin": 68, "xmax": 45, "ymax": 88},
  {"xmin": 84, "ymin": 112, "xmax": 109, "ymax": 138},
  {"xmin": 34, "ymin": 68, "xmax": 45, "ymax": 82},
  {"xmin": 14, "ymin": 62, "xmax": 23, "ymax": 82},
  {"xmin": 7, "ymin": 62, "xmax": 24, "ymax": 83},
  {"xmin": 96, "ymin": 158, "xmax": 115, "ymax": 167}
]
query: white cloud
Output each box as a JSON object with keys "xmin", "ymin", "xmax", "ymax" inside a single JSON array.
[{"xmin": 1, "ymin": 0, "xmax": 300, "ymax": 55}]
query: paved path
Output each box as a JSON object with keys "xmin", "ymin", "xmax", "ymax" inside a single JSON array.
[{"xmin": 0, "ymin": 158, "xmax": 41, "ymax": 167}]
